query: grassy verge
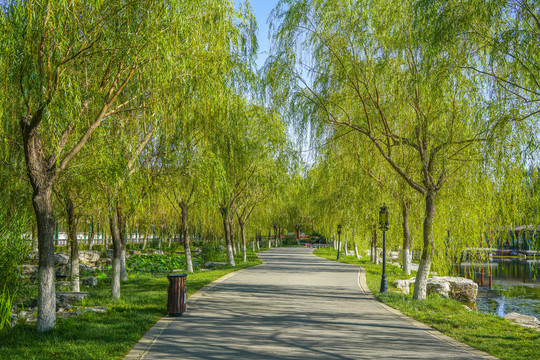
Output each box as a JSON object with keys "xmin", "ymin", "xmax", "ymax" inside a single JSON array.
[
  {"xmin": 0, "ymin": 251, "xmax": 262, "ymax": 360},
  {"xmin": 314, "ymin": 248, "xmax": 540, "ymax": 360}
]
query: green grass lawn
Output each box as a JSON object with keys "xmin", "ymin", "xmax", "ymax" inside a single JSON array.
[
  {"xmin": 314, "ymin": 247, "xmax": 540, "ymax": 360},
  {"xmin": 0, "ymin": 252, "xmax": 262, "ymax": 360}
]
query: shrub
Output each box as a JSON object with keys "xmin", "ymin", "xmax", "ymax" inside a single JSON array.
[
  {"xmin": 201, "ymin": 243, "xmax": 225, "ymax": 263},
  {"xmin": 126, "ymin": 253, "xmax": 186, "ymax": 274},
  {"xmin": 0, "ymin": 214, "xmax": 30, "ymax": 297}
]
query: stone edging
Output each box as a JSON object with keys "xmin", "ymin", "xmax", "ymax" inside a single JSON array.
[
  {"xmin": 355, "ymin": 266, "xmax": 499, "ymax": 360},
  {"xmin": 123, "ymin": 268, "xmax": 248, "ymax": 360}
]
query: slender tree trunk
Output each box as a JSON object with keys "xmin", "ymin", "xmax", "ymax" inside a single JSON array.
[
  {"xmin": 240, "ymin": 220, "xmax": 247, "ymax": 263},
  {"xmin": 295, "ymin": 225, "xmax": 300, "ymax": 245},
  {"xmin": 232, "ymin": 229, "xmax": 237, "ymax": 255},
  {"xmin": 109, "ymin": 199, "xmax": 123, "ymax": 299},
  {"xmin": 66, "ymin": 195, "xmax": 80, "ymax": 292},
  {"xmin": 402, "ymin": 198, "xmax": 412, "ymax": 275},
  {"xmin": 251, "ymin": 239, "xmax": 255, "ymax": 252},
  {"xmin": 268, "ymin": 229, "xmax": 271, "ymax": 248},
  {"xmin": 413, "ymin": 191, "xmax": 436, "ymax": 300},
  {"xmin": 372, "ymin": 229, "xmax": 378, "ymax": 264},
  {"xmin": 221, "ymin": 207, "xmax": 235, "ymax": 266},
  {"xmin": 344, "ymin": 235, "xmax": 348, "ymax": 255},
  {"xmin": 353, "ymin": 229, "xmax": 359, "ymax": 259},
  {"xmin": 118, "ymin": 206, "xmax": 128, "ymax": 282},
  {"xmin": 256, "ymin": 236, "xmax": 260, "ymax": 250},
  {"xmin": 142, "ymin": 228, "xmax": 148, "ymax": 250},
  {"xmin": 88, "ymin": 219, "xmax": 95, "ymax": 251},
  {"xmin": 180, "ymin": 202, "xmax": 193, "ymax": 273}
]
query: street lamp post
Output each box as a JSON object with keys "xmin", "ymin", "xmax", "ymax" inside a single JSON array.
[
  {"xmin": 337, "ymin": 224, "xmax": 342, "ymax": 260},
  {"xmin": 379, "ymin": 205, "xmax": 389, "ymax": 293}
]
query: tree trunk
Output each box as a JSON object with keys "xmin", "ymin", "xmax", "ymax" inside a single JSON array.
[
  {"xmin": 295, "ymin": 225, "xmax": 300, "ymax": 245},
  {"xmin": 413, "ymin": 191, "xmax": 436, "ymax": 300},
  {"xmin": 268, "ymin": 229, "xmax": 271, "ymax": 248},
  {"xmin": 88, "ymin": 220, "xmax": 95, "ymax": 251},
  {"xmin": 221, "ymin": 207, "xmax": 235, "ymax": 266},
  {"xmin": 142, "ymin": 228, "xmax": 148, "ymax": 250},
  {"xmin": 109, "ymin": 200, "xmax": 123, "ymax": 299},
  {"xmin": 353, "ymin": 230, "xmax": 359, "ymax": 259},
  {"xmin": 22, "ymin": 119, "xmax": 57, "ymax": 332},
  {"xmin": 33, "ymin": 190, "xmax": 56, "ymax": 332},
  {"xmin": 402, "ymin": 198, "xmax": 412, "ymax": 275},
  {"xmin": 372, "ymin": 229, "xmax": 378, "ymax": 264},
  {"xmin": 344, "ymin": 235, "xmax": 348, "ymax": 255},
  {"xmin": 118, "ymin": 206, "xmax": 128, "ymax": 282},
  {"xmin": 66, "ymin": 195, "xmax": 80, "ymax": 292},
  {"xmin": 180, "ymin": 202, "xmax": 193, "ymax": 273},
  {"xmin": 256, "ymin": 236, "xmax": 260, "ymax": 250},
  {"xmin": 251, "ymin": 239, "xmax": 255, "ymax": 252},
  {"xmin": 240, "ymin": 220, "xmax": 247, "ymax": 263},
  {"xmin": 232, "ymin": 230, "xmax": 237, "ymax": 255}
]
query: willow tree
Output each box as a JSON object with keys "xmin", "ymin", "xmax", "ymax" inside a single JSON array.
[
  {"xmin": 267, "ymin": 0, "xmax": 513, "ymax": 299},
  {"xmin": 210, "ymin": 96, "xmax": 286, "ymax": 266},
  {"xmin": 2, "ymin": 0, "xmax": 221, "ymax": 331}
]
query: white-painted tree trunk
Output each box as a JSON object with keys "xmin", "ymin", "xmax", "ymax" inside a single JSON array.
[{"xmin": 354, "ymin": 230, "xmax": 359, "ymax": 259}]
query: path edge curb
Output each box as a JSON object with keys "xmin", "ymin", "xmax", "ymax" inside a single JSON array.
[{"xmin": 123, "ymin": 267, "xmax": 250, "ymax": 360}]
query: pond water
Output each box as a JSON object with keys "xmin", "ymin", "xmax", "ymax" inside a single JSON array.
[{"xmin": 455, "ymin": 260, "xmax": 540, "ymax": 319}]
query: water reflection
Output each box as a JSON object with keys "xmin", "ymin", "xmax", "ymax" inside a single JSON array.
[{"xmin": 455, "ymin": 260, "xmax": 540, "ymax": 319}]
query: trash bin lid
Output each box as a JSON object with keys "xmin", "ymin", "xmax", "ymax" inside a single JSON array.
[{"xmin": 167, "ymin": 274, "xmax": 187, "ymax": 278}]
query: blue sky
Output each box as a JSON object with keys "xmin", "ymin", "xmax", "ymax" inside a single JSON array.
[{"xmin": 250, "ymin": 1, "xmax": 280, "ymax": 70}]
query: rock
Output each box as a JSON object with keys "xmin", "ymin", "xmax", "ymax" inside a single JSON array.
[
  {"xmin": 84, "ymin": 306, "xmax": 108, "ymax": 314},
  {"xmin": 129, "ymin": 250, "xmax": 142, "ymax": 255},
  {"xmin": 56, "ymin": 292, "xmax": 89, "ymax": 308},
  {"xmin": 26, "ymin": 250, "xmax": 39, "ymax": 262},
  {"xmin": 504, "ymin": 312, "xmax": 540, "ymax": 330},
  {"xmin": 394, "ymin": 279, "xmax": 412, "ymax": 295},
  {"xmin": 204, "ymin": 261, "xmax": 226, "ymax": 268},
  {"xmin": 18, "ymin": 311, "xmax": 28, "ymax": 320},
  {"xmin": 426, "ymin": 277, "xmax": 451, "ymax": 298},
  {"xmin": 56, "ymin": 265, "xmax": 70, "ymax": 278},
  {"xmin": 150, "ymin": 249, "xmax": 164, "ymax": 255},
  {"xmin": 13, "ymin": 297, "xmax": 37, "ymax": 309},
  {"xmin": 79, "ymin": 250, "xmax": 100, "ymax": 265},
  {"xmin": 56, "ymin": 307, "xmax": 65, "ymax": 313},
  {"xmin": 97, "ymin": 258, "xmax": 113, "ymax": 267},
  {"xmin": 10, "ymin": 314, "xmax": 18, "ymax": 327},
  {"xmin": 410, "ymin": 263, "xmax": 419, "ymax": 271},
  {"xmin": 82, "ymin": 277, "xmax": 98, "ymax": 287},
  {"xmin": 444, "ymin": 277, "xmax": 478, "ymax": 303},
  {"xmin": 20, "ymin": 265, "xmax": 39, "ymax": 279},
  {"xmin": 54, "ymin": 253, "xmax": 70, "ymax": 265},
  {"xmin": 405, "ymin": 276, "xmax": 477, "ymax": 303}
]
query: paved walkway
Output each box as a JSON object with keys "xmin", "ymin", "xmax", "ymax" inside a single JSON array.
[{"xmin": 126, "ymin": 248, "xmax": 495, "ymax": 359}]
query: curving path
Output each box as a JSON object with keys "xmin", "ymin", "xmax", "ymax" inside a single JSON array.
[{"xmin": 126, "ymin": 248, "xmax": 496, "ymax": 359}]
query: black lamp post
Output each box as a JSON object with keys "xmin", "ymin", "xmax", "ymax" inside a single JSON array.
[
  {"xmin": 379, "ymin": 205, "xmax": 389, "ymax": 293},
  {"xmin": 337, "ymin": 224, "xmax": 342, "ymax": 260}
]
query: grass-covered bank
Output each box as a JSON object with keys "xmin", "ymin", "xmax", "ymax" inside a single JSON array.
[
  {"xmin": 314, "ymin": 248, "xmax": 540, "ymax": 360},
  {"xmin": 0, "ymin": 252, "xmax": 262, "ymax": 360}
]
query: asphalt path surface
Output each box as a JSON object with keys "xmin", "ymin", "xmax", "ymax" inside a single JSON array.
[{"xmin": 127, "ymin": 248, "xmax": 494, "ymax": 359}]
